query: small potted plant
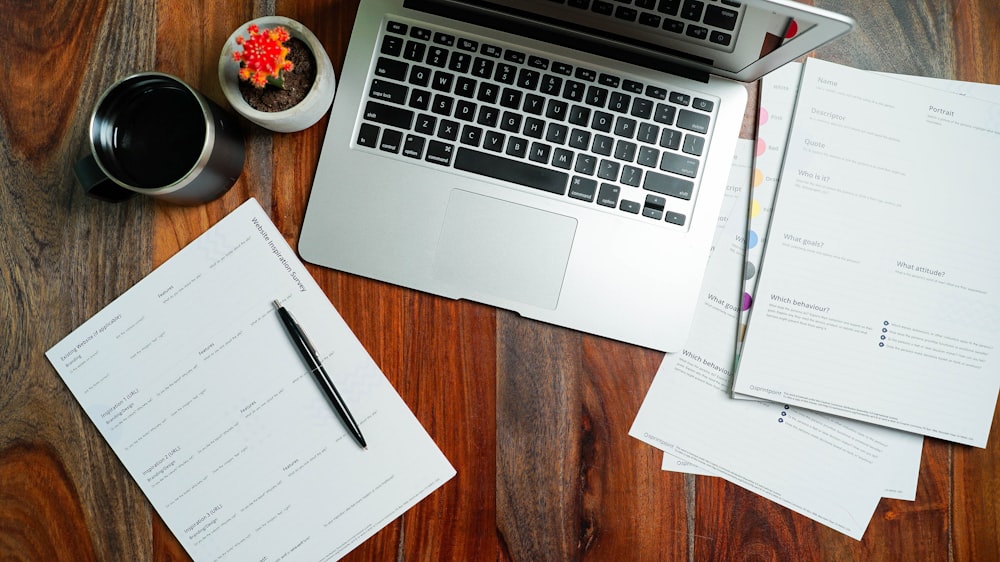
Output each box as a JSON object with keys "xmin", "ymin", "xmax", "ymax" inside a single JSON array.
[{"xmin": 219, "ymin": 16, "xmax": 336, "ymax": 133}]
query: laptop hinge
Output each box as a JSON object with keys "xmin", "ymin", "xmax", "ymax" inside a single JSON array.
[{"xmin": 403, "ymin": 0, "xmax": 713, "ymax": 84}]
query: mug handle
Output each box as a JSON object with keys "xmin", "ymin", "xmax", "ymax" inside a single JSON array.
[{"xmin": 73, "ymin": 154, "xmax": 135, "ymax": 202}]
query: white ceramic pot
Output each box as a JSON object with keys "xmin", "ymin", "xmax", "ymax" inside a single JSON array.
[{"xmin": 219, "ymin": 16, "xmax": 336, "ymax": 133}]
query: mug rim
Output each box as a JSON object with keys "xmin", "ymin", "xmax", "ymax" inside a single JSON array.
[{"xmin": 88, "ymin": 71, "xmax": 217, "ymax": 195}]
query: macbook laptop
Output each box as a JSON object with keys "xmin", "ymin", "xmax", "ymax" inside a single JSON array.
[{"xmin": 299, "ymin": 0, "xmax": 853, "ymax": 351}]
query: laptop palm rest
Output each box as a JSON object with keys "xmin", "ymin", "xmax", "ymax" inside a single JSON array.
[{"xmin": 431, "ymin": 190, "xmax": 577, "ymax": 310}]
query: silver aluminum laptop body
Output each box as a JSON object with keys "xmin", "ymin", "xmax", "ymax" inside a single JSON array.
[{"xmin": 299, "ymin": 0, "xmax": 853, "ymax": 351}]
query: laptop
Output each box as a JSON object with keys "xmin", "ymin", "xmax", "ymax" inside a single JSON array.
[{"xmin": 299, "ymin": 0, "xmax": 853, "ymax": 351}]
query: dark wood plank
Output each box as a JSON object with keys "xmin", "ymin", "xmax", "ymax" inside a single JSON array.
[{"xmin": 0, "ymin": 1, "xmax": 161, "ymax": 560}]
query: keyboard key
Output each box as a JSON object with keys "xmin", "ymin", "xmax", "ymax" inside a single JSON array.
[
  {"xmin": 575, "ymin": 67, "xmax": 598, "ymax": 82},
  {"xmin": 529, "ymin": 142, "xmax": 552, "ymax": 163},
  {"xmin": 597, "ymin": 159, "xmax": 620, "ymax": 181},
  {"xmin": 517, "ymin": 68, "xmax": 541, "ymax": 90},
  {"xmin": 455, "ymin": 148, "xmax": 569, "ymax": 195},
  {"xmin": 381, "ymin": 35, "xmax": 403, "ymax": 57},
  {"xmin": 386, "ymin": 21, "xmax": 408, "ymax": 35},
  {"xmin": 434, "ymin": 32, "xmax": 455, "ymax": 46},
  {"xmin": 410, "ymin": 26, "xmax": 432, "ymax": 41},
  {"xmin": 500, "ymin": 111, "xmax": 523, "ymax": 132},
  {"xmin": 710, "ymin": 30, "xmax": 733, "ymax": 46},
  {"xmin": 506, "ymin": 136, "xmax": 529, "ymax": 158},
  {"xmin": 546, "ymin": 99, "xmax": 569, "ymax": 121},
  {"xmin": 461, "ymin": 125, "xmax": 483, "ymax": 146},
  {"xmin": 472, "ymin": 57, "xmax": 495, "ymax": 78},
  {"xmin": 455, "ymin": 100, "xmax": 477, "ymax": 121},
  {"xmin": 477, "ymin": 106, "xmax": 500, "ymax": 127},
  {"xmin": 495, "ymin": 63, "xmax": 517, "ymax": 84},
  {"xmin": 563, "ymin": 80, "xmax": 586, "ymax": 102},
  {"xmin": 620, "ymin": 199, "xmax": 641, "ymax": 214},
  {"xmin": 660, "ymin": 152, "xmax": 699, "ymax": 177},
  {"xmin": 455, "ymin": 77, "xmax": 476, "ymax": 98},
  {"xmin": 458, "ymin": 38, "xmax": 479, "ymax": 52},
  {"xmin": 569, "ymin": 128, "xmax": 591, "ymax": 150},
  {"xmin": 643, "ymin": 194, "xmax": 666, "ymax": 219},
  {"xmin": 597, "ymin": 183, "xmax": 621, "ymax": 207},
  {"xmin": 704, "ymin": 5, "xmax": 739, "ymax": 30},
  {"xmin": 523, "ymin": 94, "xmax": 545, "ymax": 115},
  {"xmin": 545, "ymin": 123, "xmax": 568, "ymax": 144},
  {"xmin": 504, "ymin": 49, "xmax": 527, "ymax": 64},
  {"xmin": 552, "ymin": 62, "xmax": 573, "ymax": 75},
  {"xmin": 620, "ymin": 165, "xmax": 642, "ymax": 186},
  {"xmin": 540, "ymin": 75, "xmax": 564, "ymax": 96},
  {"xmin": 614, "ymin": 139, "xmax": 637, "ymax": 161},
  {"xmin": 569, "ymin": 177, "xmax": 598, "ymax": 202},
  {"xmin": 402, "ymin": 134, "xmax": 425, "ymax": 158},
  {"xmin": 415, "ymin": 113, "xmax": 436, "ymax": 135},
  {"xmin": 692, "ymin": 97, "xmax": 715, "ymax": 112},
  {"xmin": 524, "ymin": 117, "xmax": 546, "ymax": 138},
  {"xmin": 432, "ymin": 71, "xmax": 455, "ymax": 92},
  {"xmin": 646, "ymin": 86, "xmax": 668, "ymax": 100},
  {"xmin": 552, "ymin": 148, "xmax": 574, "ymax": 169},
  {"xmin": 409, "ymin": 65, "xmax": 431, "ymax": 87},
  {"xmin": 375, "ymin": 57, "xmax": 408, "ymax": 81},
  {"xmin": 682, "ymin": 134, "xmax": 705, "ymax": 156},
  {"xmin": 427, "ymin": 47, "xmax": 448, "ymax": 67},
  {"xmin": 615, "ymin": 6, "xmax": 638, "ymax": 21},
  {"xmin": 592, "ymin": 134, "xmax": 614, "ymax": 155},
  {"xmin": 404, "ymin": 41, "xmax": 427, "ymax": 62},
  {"xmin": 637, "ymin": 145, "xmax": 659, "ymax": 167},
  {"xmin": 686, "ymin": 24, "xmax": 708, "ymax": 40},
  {"xmin": 586, "ymin": 86, "xmax": 609, "ymax": 107},
  {"xmin": 500, "ymin": 88, "xmax": 522, "ymax": 109},
  {"xmin": 431, "ymin": 94, "xmax": 454, "ymax": 115},
  {"xmin": 637, "ymin": 122, "xmax": 659, "ymax": 143},
  {"xmin": 680, "ymin": 0, "xmax": 704, "ymax": 21},
  {"xmin": 657, "ymin": 0, "xmax": 680, "ymax": 15},
  {"xmin": 654, "ymin": 103, "xmax": 677, "ymax": 125},
  {"xmin": 448, "ymin": 51, "xmax": 472, "ymax": 73},
  {"xmin": 644, "ymin": 169, "xmax": 694, "ymax": 198},
  {"xmin": 380, "ymin": 129, "xmax": 403, "ymax": 153},
  {"xmin": 364, "ymin": 100, "xmax": 414, "ymax": 129},
  {"xmin": 669, "ymin": 91, "xmax": 691, "ymax": 105},
  {"xmin": 665, "ymin": 211, "xmax": 686, "ymax": 225},
  {"xmin": 483, "ymin": 130, "xmax": 505, "ymax": 152},
  {"xmin": 592, "ymin": 111, "xmax": 613, "ymax": 132},
  {"xmin": 477, "ymin": 83, "xmax": 500, "ymax": 104},
  {"xmin": 370, "ymin": 79, "xmax": 408, "ymax": 104},
  {"xmin": 677, "ymin": 109, "xmax": 710, "ymax": 133},
  {"xmin": 528, "ymin": 55, "xmax": 550, "ymax": 70},
  {"xmin": 569, "ymin": 105, "xmax": 591, "ymax": 126},
  {"xmin": 614, "ymin": 116, "xmax": 637, "ymax": 138},
  {"xmin": 425, "ymin": 140, "xmax": 454, "ymax": 165},
  {"xmin": 437, "ymin": 119, "xmax": 460, "ymax": 140},
  {"xmin": 357, "ymin": 123, "xmax": 379, "ymax": 148},
  {"xmin": 480, "ymin": 43, "xmax": 502, "ymax": 58},
  {"xmin": 592, "ymin": 0, "xmax": 613, "ymax": 15},
  {"xmin": 608, "ymin": 92, "xmax": 631, "ymax": 113},
  {"xmin": 574, "ymin": 153, "xmax": 597, "ymax": 175},
  {"xmin": 622, "ymin": 79, "xmax": 644, "ymax": 94},
  {"xmin": 631, "ymin": 98, "xmax": 654, "ymax": 119},
  {"xmin": 663, "ymin": 18, "xmax": 684, "ymax": 33},
  {"xmin": 660, "ymin": 128, "xmax": 682, "ymax": 150}
]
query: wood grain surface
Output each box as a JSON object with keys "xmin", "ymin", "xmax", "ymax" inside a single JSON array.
[{"xmin": 1, "ymin": 1, "xmax": 998, "ymax": 560}]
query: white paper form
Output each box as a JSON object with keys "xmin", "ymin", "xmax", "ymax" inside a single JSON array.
[
  {"xmin": 45, "ymin": 199, "xmax": 455, "ymax": 562},
  {"xmin": 736, "ymin": 63, "xmax": 1000, "ymax": 403},
  {"xmin": 732, "ymin": 58, "xmax": 1000, "ymax": 447},
  {"xmin": 632, "ymin": 141, "xmax": 923, "ymax": 538}
]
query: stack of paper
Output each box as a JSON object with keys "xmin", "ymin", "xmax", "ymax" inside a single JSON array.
[
  {"xmin": 46, "ymin": 199, "xmax": 455, "ymax": 561},
  {"xmin": 632, "ymin": 58, "xmax": 1000, "ymax": 539}
]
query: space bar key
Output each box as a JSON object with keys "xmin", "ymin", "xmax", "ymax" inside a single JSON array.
[{"xmin": 454, "ymin": 148, "xmax": 569, "ymax": 196}]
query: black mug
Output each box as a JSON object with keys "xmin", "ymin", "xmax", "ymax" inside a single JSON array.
[{"xmin": 74, "ymin": 72, "xmax": 245, "ymax": 205}]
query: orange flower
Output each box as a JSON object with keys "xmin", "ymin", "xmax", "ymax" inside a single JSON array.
[{"xmin": 232, "ymin": 25, "xmax": 295, "ymax": 89}]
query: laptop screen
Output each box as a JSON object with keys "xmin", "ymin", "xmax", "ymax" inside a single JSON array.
[{"xmin": 407, "ymin": 0, "xmax": 853, "ymax": 82}]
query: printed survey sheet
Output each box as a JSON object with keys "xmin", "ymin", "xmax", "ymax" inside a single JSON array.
[
  {"xmin": 46, "ymin": 199, "xmax": 455, "ymax": 562},
  {"xmin": 733, "ymin": 58, "xmax": 1000, "ymax": 446}
]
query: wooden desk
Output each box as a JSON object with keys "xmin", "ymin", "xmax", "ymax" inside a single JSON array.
[{"xmin": 2, "ymin": 1, "xmax": 998, "ymax": 560}]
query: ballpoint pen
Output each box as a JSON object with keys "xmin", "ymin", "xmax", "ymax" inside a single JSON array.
[{"xmin": 272, "ymin": 300, "xmax": 368, "ymax": 449}]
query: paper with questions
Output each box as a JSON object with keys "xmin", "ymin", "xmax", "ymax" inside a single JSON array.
[
  {"xmin": 632, "ymin": 140, "xmax": 923, "ymax": 539},
  {"xmin": 652, "ymin": 139, "xmax": 921, "ymax": 503},
  {"xmin": 732, "ymin": 58, "xmax": 1000, "ymax": 447},
  {"xmin": 46, "ymin": 198, "xmax": 455, "ymax": 562}
]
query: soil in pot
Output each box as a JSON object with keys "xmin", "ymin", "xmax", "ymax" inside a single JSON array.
[{"xmin": 238, "ymin": 37, "xmax": 317, "ymax": 112}]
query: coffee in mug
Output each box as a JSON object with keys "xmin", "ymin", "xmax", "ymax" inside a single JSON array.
[{"xmin": 74, "ymin": 72, "xmax": 245, "ymax": 205}]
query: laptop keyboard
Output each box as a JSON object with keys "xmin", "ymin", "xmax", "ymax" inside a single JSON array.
[
  {"xmin": 354, "ymin": 17, "xmax": 721, "ymax": 229},
  {"xmin": 560, "ymin": 0, "xmax": 746, "ymax": 50}
]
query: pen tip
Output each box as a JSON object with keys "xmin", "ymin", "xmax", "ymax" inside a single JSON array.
[{"xmin": 272, "ymin": 299, "xmax": 281, "ymax": 310}]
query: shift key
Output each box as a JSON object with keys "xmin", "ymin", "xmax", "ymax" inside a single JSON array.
[{"xmin": 364, "ymin": 100, "xmax": 414, "ymax": 129}]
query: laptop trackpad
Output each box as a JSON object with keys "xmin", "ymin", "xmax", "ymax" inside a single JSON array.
[{"xmin": 432, "ymin": 190, "xmax": 577, "ymax": 310}]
